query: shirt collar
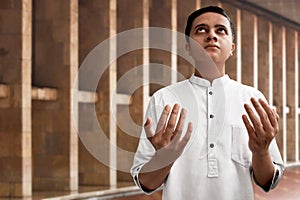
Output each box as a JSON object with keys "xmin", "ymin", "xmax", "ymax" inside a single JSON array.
[{"xmin": 189, "ymin": 74, "xmax": 230, "ymax": 87}]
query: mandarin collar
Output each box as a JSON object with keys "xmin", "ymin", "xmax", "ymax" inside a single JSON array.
[{"xmin": 189, "ymin": 74, "xmax": 230, "ymax": 87}]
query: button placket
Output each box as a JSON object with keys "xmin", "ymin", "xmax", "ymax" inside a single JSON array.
[
  {"xmin": 207, "ymin": 87, "xmax": 219, "ymax": 178},
  {"xmin": 207, "ymin": 87, "xmax": 215, "ymax": 148}
]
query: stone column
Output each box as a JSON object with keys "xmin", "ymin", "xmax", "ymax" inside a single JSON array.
[
  {"xmin": 272, "ymin": 24, "xmax": 284, "ymax": 158},
  {"xmin": 286, "ymin": 28, "xmax": 296, "ymax": 161},
  {"xmin": 241, "ymin": 10, "xmax": 255, "ymax": 87},
  {"xmin": 32, "ymin": 0, "xmax": 78, "ymax": 191},
  {"xmin": 116, "ymin": 0, "xmax": 144, "ymax": 184},
  {"xmin": 0, "ymin": 0, "xmax": 32, "ymax": 197},
  {"xmin": 78, "ymin": 0, "xmax": 111, "ymax": 187},
  {"xmin": 222, "ymin": 2, "xmax": 238, "ymax": 81},
  {"xmin": 177, "ymin": 0, "xmax": 196, "ymax": 81}
]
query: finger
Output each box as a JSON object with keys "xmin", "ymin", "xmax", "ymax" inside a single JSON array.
[
  {"xmin": 244, "ymin": 103, "xmax": 264, "ymax": 133},
  {"xmin": 164, "ymin": 104, "xmax": 180, "ymax": 140},
  {"xmin": 172, "ymin": 108, "xmax": 187, "ymax": 139},
  {"xmin": 144, "ymin": 117, "xmax": 154, "ymax": 138},
  {"xmin": 242, "ymin": 114, "xmax": 257, "ymax": 139},
  {"xmin": 250, "ymin": 98, "xmax": 271, "ymax": 129},
  {"xmin": 178, "ymin": 122, "xmax": 193, "ymax": 150},
  {"xmin": 155, "ymin": 104, "xmax": 171, "ymax": 134},
  {"xmin": 259, "ymin": 99, "xmax": 278, "ymax": 127},
  {"xmin": 275, "ymin": 112, "xmax": 279, "ymax": 121},
  {"xmin": 272, "ymin": 107, "xmax": 280, "ymax": 122}
]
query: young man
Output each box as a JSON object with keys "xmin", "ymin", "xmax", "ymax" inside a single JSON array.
[{"xmin": 131, "ymin": 6, "xmax": 284, "ymax": 200}]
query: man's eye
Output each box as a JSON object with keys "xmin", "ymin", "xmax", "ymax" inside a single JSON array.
[
  {"xmin": 217, "ymin": 28, "xmax": 227, "ymax": 34},
  {"xmin": 196, "ymin": 27, "xmax": 206, "ymax": 33}
]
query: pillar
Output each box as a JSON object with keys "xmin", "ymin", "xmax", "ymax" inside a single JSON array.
[
  {"xmin": 32, "ymin": 0, "xmax": 78, "ymax": 191},
  {"xmin": 78, "ymin": 0, "xmax": 110, "ymax": 187},
  {"xmin": 177, "ymin": 0, "xmax": 196, "ymax": 81},
  {"xmin": 241, "ymin": 10, "xmax": 255, "ymax": 87},
  {"xmin": 116, "ymin": 0, "xmax": 144, "ymax": 185},
  {"xmin": 0, "ymin": 0, "xmax": 32, "ymax": 197},
  {"xmin": 272, "ymin": 24, "xmax": 284, "ymax": 159},
  {"xmin": 286, "ymin": 28, "xmax": 296, "ymax": 161}
]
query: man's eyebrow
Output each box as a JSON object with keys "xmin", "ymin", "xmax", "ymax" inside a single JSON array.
[
  {"xmin": 215, "ymin": 24, "xmax": 228, "ymax": 29},
  {"xmin": 194, "ymin": 23, "xmax": 208, "ymax": 30},
  {"xmin": 194, "ymin": 23, "xmax": 228, "ymax": 29},
  {"xmin": 195, "ymin": 23, "xmax": 208, "ymax": 28}
]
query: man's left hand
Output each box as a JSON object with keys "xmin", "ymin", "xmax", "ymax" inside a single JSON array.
[{"xmin": 242, "ymin": 98, "xmax": 280, "ymax": 155}]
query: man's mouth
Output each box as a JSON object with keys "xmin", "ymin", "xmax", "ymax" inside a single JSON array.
[{"xmin": 205, "ymin": 44, "xmax": 219, "ymax": 49}]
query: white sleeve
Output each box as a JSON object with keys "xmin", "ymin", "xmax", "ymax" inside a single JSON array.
[
  {"xmin": 267, "ymin": 139, "xmax": 285, "ymax": 191},
  {"xmin": 130, "ymin": 96, "xmax": 161, "ymax": 194}
]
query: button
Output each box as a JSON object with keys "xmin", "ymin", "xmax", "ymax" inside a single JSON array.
[
  {"xmin": 210, "ymin": 114, "xmax": 214, "ymax": 118},
  {"xmin": 209, "ymin": 91, "xmax": 213, "ymax": 95},
  {"xmin": 210, "ymin": 143, "xmax": 214, "ymax": 148}
]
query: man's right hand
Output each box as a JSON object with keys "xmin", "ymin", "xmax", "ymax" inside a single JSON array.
[
  {"xmin": 144, "ymin": 104, "xmax": 193, "ymax": 162},
  {"xmin": 139, "ymin": 104, "xmax": 193, "ymax": 191}
]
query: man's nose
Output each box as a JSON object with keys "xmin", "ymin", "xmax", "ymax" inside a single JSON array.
[{"xmin": 206, "ymin": 31, "xmax": 217, "ymax": 42}]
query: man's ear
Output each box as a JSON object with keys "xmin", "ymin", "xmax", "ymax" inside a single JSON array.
[{"xmin": 230, "ymin": 43, "xmax": 236, "ymax": 56}]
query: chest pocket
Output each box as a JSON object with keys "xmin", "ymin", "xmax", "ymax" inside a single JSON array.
[{"xmin": 231, "ymin": 126, "xmax": 252, "ymax": 168}]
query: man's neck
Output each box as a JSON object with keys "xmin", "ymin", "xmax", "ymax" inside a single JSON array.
[{"xmin": 194, "ymin": 62, "xmax": 225, "ymax": 81}]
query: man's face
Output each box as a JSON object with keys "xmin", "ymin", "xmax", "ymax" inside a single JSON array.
[{"xmin": 187, "ymin": 12, "xmax": 235, "ymax": 66}]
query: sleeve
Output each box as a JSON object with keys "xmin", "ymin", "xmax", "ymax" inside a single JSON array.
[{"xmin": 130, "ymin": 95, "xmax": 163, "ymax": 194}]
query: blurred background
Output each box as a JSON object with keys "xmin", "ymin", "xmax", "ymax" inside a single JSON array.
[{"xmin": 0, "ymin": 0, "xmax": 299, "ymax": 199}]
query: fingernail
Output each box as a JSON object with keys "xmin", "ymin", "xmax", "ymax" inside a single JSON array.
[
  {"xmin": 165, "ymin": 104, "xmax": 170, "ymax": 111},
  {"xmin": 188, "ymin": 122, "xmax": 193, "ymax": 131}
]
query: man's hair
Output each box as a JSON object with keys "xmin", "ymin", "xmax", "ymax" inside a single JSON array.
[{"xmin": 184, "ymin": 6, "xmax": 235, "ymax": 43}]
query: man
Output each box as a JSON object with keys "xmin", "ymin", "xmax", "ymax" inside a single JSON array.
[{"xmin": 131, "ymin": 6, "xmax": 284, "ymax": 200}]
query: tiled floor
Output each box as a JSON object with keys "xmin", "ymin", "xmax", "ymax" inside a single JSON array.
[
  {"xmin": 115, "ymin": 167, "xmax": 300, "ymax": 200},
  {"xmin": 254, "ymin": 166, "xmax": 300, "ymax": 200}
]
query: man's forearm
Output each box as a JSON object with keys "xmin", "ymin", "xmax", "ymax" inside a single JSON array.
[
  {"xmin": 252, "ymin": 151, "xmax": 274, "ymax": 189},
  {"xmin": 139, "ymin": 153, "xmax": 174, "ymax": 191}
]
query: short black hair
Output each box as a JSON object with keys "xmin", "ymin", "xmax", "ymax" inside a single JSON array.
[{"xmin": 185, "ymin": 6, "xmax": 235, "ymax": 43}]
